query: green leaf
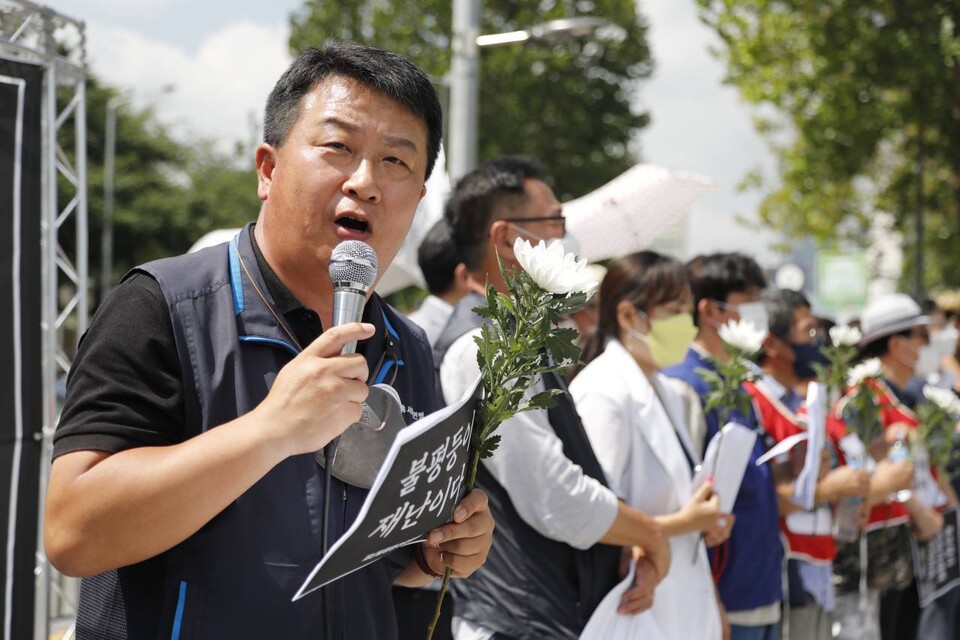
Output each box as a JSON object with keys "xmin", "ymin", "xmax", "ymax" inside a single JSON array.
[
  {"xmin": 695, "ymin": 0, "xmax": 960, "ymax": 291},
  {"xmin": 518, "ymin": 389, "xmax": 562, "ymax": 413},
  {"xmin": 478, "ymin": 434, "xmax": 501, "ymax": 460}
]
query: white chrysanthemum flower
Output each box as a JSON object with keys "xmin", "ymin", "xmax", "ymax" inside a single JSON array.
[
  {"xmin": 829, "ymin": 324, "xmax": 862, "ymax": 347},
  {"xmin": 847, "ymin": 358, "xmax": 883, "ymax": 387},
  {"xmin": 512, "ymin": 238, "xmax": 597, "ymax": 295},
  {"xmin": 923, "ymin": 386, "xmax": 960, "ymax": 417},
  {"xmin": 718, "ymin": 319, "xmax": 766, "ymax": 354}
]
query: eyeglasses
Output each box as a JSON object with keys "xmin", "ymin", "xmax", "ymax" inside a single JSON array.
[
  {"xmin": 710, "ymin": 299, "xmax": 745, "ymax": 312},
  {"xmin": 504, "ymin": 215, "xmax": 566, "ymax": 233}
]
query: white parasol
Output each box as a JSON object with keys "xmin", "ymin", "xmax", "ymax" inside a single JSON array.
[{"xmin": 563, "ymin": 163, "xmax": 717, "ymax": 262}]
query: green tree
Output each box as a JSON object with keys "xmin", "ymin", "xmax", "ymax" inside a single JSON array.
[
  {"xmin": 289, "ymin": 0, "xmax": 653, "ymax": 200},
  {"xmin": 59, "ymin": 77, "xmax": 261, "ymax": 305},
  {"xmin": 696, "ymin": 1, "xmax": 960, "ymax": 291}
]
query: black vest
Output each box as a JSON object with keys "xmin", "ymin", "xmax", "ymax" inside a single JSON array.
[
  {"xmin": 74, "ymin": 224, "xmax": 440, "ymax": 640},
  {"xmin": 436, "ymin": 294, "xmax": 621, "ymax": 639}
]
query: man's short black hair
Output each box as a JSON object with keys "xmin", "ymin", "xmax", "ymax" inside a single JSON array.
[
  {"xmin": 687, "ymin": 252, "xmax": 767, "ymax": 327},
  {"xmin": 444, "ymin": 157, "xmax": 545, "ymax": 271},
  {"xmin": 757, "ymin": 289, "xmax": 811, "ymax": 364},
  {"xmin": 263, "ymin": 42, "xmax": 443, "ymax": 180},
  {"xmin": 762, "ymin": 289, "xmax": 812, "ymax": 342},
  {"xmin": 417, "ymin": 219, "xmax": 460, "ymax": 296}
]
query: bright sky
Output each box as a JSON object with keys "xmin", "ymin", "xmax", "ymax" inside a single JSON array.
[{"xmin": 51, "ymin": 0, "xmax": 785, "ymax": 267}]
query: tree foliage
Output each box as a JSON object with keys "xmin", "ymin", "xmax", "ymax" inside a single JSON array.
[
  {"xmin": 289, "ymin": 0, "xmax": 654, "ymax": 200},
  {"xmin": 60, "ymin": 77, "xmax": 261, "ymax": 304},
  {"xmin": 696, "ymin": 0, "xmax": 960, "ymax": 290}
]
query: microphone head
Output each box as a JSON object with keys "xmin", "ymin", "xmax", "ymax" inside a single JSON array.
[{"xmin": 329, "ymin": 241, "xmax": 378, "ymax": 292}]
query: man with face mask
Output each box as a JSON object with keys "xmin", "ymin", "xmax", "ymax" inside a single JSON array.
[
  {"xmin": 835, "ymin": 293, "xmax": 951, "ymax": 640},
  {"xmin": 933, "ymin": 291, "xmax": 960, "ymax": 394},
  {"xmin": 746, "ymin": 289, "xmax": 870, "ymax": 639},
  {"xmin": 662, "ymin": 253, "xmax": 784, "ymax": 640},
  {"xmin": 910, "ymin": 298, "xmax": 960, "ymax": 392}
]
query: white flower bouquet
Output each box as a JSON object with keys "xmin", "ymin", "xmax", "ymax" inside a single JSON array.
[
  {"xmin": 841, "ymin": 358, "xmax": 885, "ymax": 446},
  {"xmin": 700, "ymin": 319, "xmax": 765, "ymax": 428},
  {"xmin": 426, "ymin": 238, "xmax": 597, "ymax": 639},
  {"xmin": 917, "ymin": 386, "xmax": 960, "ymax": 476},
  {"xmin": 815, "ymin": 324, "xmax": 862, "ymax": 404}
]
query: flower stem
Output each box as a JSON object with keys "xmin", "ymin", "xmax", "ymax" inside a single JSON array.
[
  {"xmin": 424, "ymin": 569, "xmax": 453, "ymax": 640},
  {"xmin": 425, "ymin": 445, "xmax": 484, "ymax": 639}
]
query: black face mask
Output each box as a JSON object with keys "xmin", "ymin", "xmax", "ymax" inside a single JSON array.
[{"xmin": 791, "ymin": 341, "xmax": 827, "ymax": 380}]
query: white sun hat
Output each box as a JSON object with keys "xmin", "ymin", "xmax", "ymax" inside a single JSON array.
[{"xmin": 858, "ymin": 293, "xmax": 930, "ymax": 347}]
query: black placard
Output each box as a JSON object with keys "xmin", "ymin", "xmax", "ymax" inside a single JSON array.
[
  {"xmin": 295, "ymin": 379, "xmax": 481, "ymax": 600},
  {"xmin": 912, "ymin": 508, "xmax": 960, "ymax": 607}
]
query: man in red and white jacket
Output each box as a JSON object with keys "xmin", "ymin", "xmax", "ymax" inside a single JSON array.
[
  {"xmin": 748, "ymin": 289, "xmax": 870, "ymax": 640},
  {"xmin": 835, "ymin": 293, "xmax": 953, "ymax": 640}
]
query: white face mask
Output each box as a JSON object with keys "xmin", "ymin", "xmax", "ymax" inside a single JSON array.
[
  {"xmin": 914, "ymin": 344, "xmax": 942, "ymax": 379},
  {"xmin": 932, "ymin": 325, "xmax": 959, "ymax": 360},
  {"xmin": 508, "ymin": 223, "xmax": 581, "ymax": 258}
]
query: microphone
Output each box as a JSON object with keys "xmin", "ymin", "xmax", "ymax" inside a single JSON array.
[
  {"xmin": 329, "ymin": 240, "xmax": 378, "ymax": 354},
  {"xmin": 322, "ymin": 241, "xmax": 379, "ymax": 635}
]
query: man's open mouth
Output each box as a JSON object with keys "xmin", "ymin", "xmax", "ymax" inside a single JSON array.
[{"xmin": 335, "ymin": 215, "xmax": 370, "ymax": 233}]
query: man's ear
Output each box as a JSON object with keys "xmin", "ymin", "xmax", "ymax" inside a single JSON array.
[
  {"xmin": 887, "ymin": 334, "xmax": 905, "ymax": 356},
  {"xmin": 255, "ymin": 143, "xmax": 277, "ymax": 202},
  {"xmin": 489, "ymin": 219, "xmax": 515, "ymax": 261},
  {"xmin": 763, "ymin": 335, "xmax": 780, "ymax": 360},
  {"xmin": 452, "ymin": 262, "xmax": 471, "ymax": 295},
  {"xmin": 696, "ymin": 297, "xmax": 713, "ymax": 325}
]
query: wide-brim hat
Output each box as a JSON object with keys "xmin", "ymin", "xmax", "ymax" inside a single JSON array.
[{"xmin": 859, "ymin": 293, "xmax": 930, "ymax": 347}]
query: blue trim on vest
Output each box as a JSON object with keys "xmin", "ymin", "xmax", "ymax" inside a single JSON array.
[
  {"xmin": 373, "ymin": 310, "xmax": 404, "ymax": 384},
  {"xmin": 228, "ymin": 239, "xmax": 244, "ymax": 316},
  {"xmin": 383, "ymin": 312, "xmax": 401, "ymax": 340},
  {"xmin": 239, "ymin": 335, "xmax": 299, "ymax": 356},
  {"xmin": 171, "ymin": 580, "xmax": 187, "ymax": 640},
  {"xmin": 374, "ymin": 360, "xmax": 394, "ymax": 385}
]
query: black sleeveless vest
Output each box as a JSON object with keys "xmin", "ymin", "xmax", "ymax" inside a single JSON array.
[{"xmin": 436, "ymin": 294, "xmax": 621, "ymax": 639}]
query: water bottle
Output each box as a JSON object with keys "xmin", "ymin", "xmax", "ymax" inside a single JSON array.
[
  {"xmin": 834, "ymin": 456, "xmax": 863, "ymax": 543},
  {"xmin": 888, "ymin": 429, "xmax": 912, "ymax": 502},
  {"xmin": 912, "ymin": 445, "xmax": 938, "ymax": 507},
  {"xmin": 834, "ymin": 434, "xmax": 866, "ymax": 542}
]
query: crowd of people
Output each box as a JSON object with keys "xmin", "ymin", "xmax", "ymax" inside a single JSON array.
[
  {"xmin": 41, "ymin": 41, "xmax": 960, "ymax": 640},
  {"xmin": 402, "ymin": 151, "xmax": 960, "ymax": 640}
]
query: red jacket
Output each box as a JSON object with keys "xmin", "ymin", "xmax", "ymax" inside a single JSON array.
[
  {"xmin": 745, "ymin": 379, "xmax": 837, "ymax": 564},
  {"xmin": 836, "ymin": 379, "xmax": 917, "ymax": 529}
]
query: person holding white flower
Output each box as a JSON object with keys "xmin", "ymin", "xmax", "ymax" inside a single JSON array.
[
  {"xmin": 747, "ymin": 289, "xmax": 870, "ymax": 640},
  {"xmin": 662, "ymin": 252, "xmax": 784, "ymax": 640},
  {"xmin": 569, "ymin": 251, "xmax": 729, "ymax": 640},
  {"xmin": 436, "ymin": 157, "xmax": 671, "ymax": 640},
  {"xmin": 833, "ymin": 293, "xmax": 950, "ymax": 640}
]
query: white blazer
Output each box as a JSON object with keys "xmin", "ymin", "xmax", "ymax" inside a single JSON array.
[{"xmin": 570, "ymin": 339, "xmax": 722, "ymax": 640}]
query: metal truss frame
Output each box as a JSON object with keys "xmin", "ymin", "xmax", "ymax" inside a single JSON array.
[{"xmin": 0, "ymin": 2, "xmax": 87, "ymax": 638}]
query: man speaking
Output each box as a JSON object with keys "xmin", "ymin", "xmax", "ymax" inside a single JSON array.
[{"xmin": 43, "ymin": 43, "xmax": 493, "ymax": 639}]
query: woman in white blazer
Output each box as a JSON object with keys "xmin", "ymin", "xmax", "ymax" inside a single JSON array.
[{"xmin": 570, "ymin": 251, "xmax": 731, "ymax": 640}]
